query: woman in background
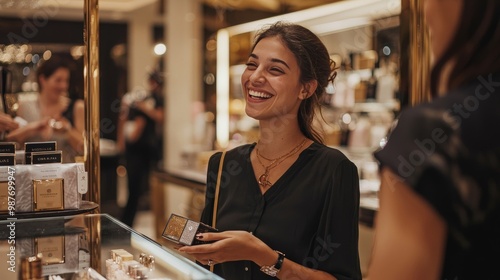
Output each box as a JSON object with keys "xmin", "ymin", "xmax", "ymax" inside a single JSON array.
[
  {"xmin": 369, "ymin": 1, "xmax": 500, "ymax": 279},
  {"xmin": 7, "ymin": 56, "xmax": 84, "ymax": 163}
]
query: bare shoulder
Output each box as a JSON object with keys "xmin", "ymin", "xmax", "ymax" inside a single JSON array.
[{"xmin": 73, "ymin": 99, "xmax": 85, "ymax": 111}]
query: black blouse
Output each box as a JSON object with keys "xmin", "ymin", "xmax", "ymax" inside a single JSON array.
[
  {"xmin": 126, "ymin": 93, "xmax": 164, "ymax": 152},
  {"xmin": 200, "ymin": 142, "xmax": 361, "ymax": 280},
  {"xmin": 375, "ymin": 73, "xmax": 500, "ymax": 279}
]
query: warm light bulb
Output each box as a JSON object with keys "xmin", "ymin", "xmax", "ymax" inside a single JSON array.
[{"xmin": 154, "ymin": 43, "xmax": 166, "ymax": 56}]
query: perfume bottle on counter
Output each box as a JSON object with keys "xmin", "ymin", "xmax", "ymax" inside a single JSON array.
[
  {"xmin": 106, "ymin": 249, "xmax": 157, "ymax": 280},
  {"xmin": 20, "ymin": 253, "xmax": 45, "ymax": 280}
]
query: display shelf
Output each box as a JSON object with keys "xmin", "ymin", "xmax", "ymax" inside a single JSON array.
[{"xmin": 0, "ymin": 200, "xmax": 98, "ymax": 220}]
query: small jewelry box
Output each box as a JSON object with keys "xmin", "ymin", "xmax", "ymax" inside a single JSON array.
[{"xmin": 161, "ymin": 213, "xmax": 217, "ymax": 246}]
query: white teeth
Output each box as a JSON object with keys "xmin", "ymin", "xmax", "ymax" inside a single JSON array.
[{"xmin": 249, "ymin": 90, "xmax": 272, "ymax": 99}]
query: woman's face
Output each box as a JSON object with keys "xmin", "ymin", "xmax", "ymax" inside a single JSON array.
[
  {"xmin": 241, "ymin": 36, "xmax": 308, "ymax": 121},
  {"xmin": 40, "ymin": 67, "xmax": 70, "ymax": 97},
  {"xmin": 424, "ymin": 0, "xmax": 463, "ymax": 62}
]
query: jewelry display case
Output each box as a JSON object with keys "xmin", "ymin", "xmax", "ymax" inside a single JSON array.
[{"xmin": 0, "ymin": 214, "xmax": 223, "ymax": 280}]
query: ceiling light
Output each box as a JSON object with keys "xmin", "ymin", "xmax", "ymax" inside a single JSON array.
[{"xmin": 154, "ymin": 43, "xmax": 166, "ymax": 56}]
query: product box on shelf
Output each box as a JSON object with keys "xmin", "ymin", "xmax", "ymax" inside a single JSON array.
[{"xmin": 0, "ymin": 162, "xmax": 86, "ymax": 213}]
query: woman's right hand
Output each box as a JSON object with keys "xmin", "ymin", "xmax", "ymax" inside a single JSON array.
[
  {"xmin": 5, "ymin": 117, "xmax": 51, "ymax": 143},
  {"xmin": 0, "ymin": 113, "xmax": 19, "ymax": 133}
]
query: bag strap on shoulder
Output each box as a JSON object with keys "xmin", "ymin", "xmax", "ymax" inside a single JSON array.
[{"xmin": 212, "ymin": 150, "xmax": 226, "ymax": 228}]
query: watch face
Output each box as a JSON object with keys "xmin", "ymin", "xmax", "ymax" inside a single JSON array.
[
  {"xmin": 260, "ymin": 250, "xmax": 285, "ymax": 277},
  {"xmin": 260, "ymin": 266, "xmax": 279, "ymax": 277}
]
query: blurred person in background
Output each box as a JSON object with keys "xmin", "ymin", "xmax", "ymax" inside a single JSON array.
[
  {"xmin": 0, "ymin": 66, "xmax": 19, "ymax": 136},
  {"xmin": 6, "ymin": 55, "xmax": 85, "ymax": 163},
  {"xmin": 119, "ymin": 70, "xmax": 164, "ymax": 227},
  {"xmin": 369, "ymin": 1, "xmax": 500, "ymax": 279}
]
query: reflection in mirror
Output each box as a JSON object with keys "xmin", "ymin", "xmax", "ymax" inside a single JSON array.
[
  {"xmin": 0, "ymin": 44, "xmax": 85, "ymax": 163},
  {"xmin": 0, "ymin": 2, "xmax": 86, "ymax": 164}
]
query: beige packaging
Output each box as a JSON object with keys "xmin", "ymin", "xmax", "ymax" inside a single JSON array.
[
  {"xmin": 0, "ymin": 163, "xmax": 85, "ymax": 212},
  {"xmin": 18, "ymin": 233, "xmax": 80, "ymax": 277}
]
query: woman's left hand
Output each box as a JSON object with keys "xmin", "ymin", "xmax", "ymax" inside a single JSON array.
[
  {"xmin": 50, "ymin": 117, "xmax": 72, "ymax": 132},
  {"xmin": 180, "ymin": 231, "xmax": 338, "ymax": 280},
  {"xmin": 178, "ymin": 231, "xmax": 269, "ymax": 266}
]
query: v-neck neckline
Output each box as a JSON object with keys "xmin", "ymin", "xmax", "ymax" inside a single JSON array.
[{"xmin": 247, "ymin": 142, "xmax": 319, "ymax": 197}]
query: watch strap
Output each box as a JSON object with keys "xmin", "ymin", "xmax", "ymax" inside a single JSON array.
[
  {"xmin": 274, "ymin": 251, "xmax": 285, "ymax": 270},
  {"xmin": 260, "ymin": 250, "xmax": 285, "ymax": 277}
]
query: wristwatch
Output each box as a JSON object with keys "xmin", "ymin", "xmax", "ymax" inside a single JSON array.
[{"xmin": 260, "ymin": 250, "xmax": 285, "ymax": 277}]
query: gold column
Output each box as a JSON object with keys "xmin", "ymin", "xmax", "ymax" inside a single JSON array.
[
  {"xmin": 84, "ymin": 0, "xmax": 100, "ymax": 209},
  {"xmin": 86, "ymin": 215, "xmax": 102, "ymax": 274},
  {"xmin": 408, "ymin": 0, "xmax": 431, "ymax": 105}
]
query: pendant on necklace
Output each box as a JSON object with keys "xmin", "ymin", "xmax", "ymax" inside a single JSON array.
[{"xmin": 258, "ymin": 172, "xmax": 271, "ymax": 188}]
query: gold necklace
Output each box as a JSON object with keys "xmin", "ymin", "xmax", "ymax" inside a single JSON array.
[{"xmin": 255, "ymin": 139, "xmax": 307, "ymax": 188}]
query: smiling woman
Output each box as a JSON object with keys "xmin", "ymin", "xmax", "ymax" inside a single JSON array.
[
  {"xmin": 242, "ymin": 36, "xmax": 306, "ymax": 123},
  {"xmin": 179, "ymin": 22, "xmax": 361, "ymax": 280}
]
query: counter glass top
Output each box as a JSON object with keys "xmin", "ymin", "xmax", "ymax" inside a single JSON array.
[{"xmin": 0, "ymin": 214, "xmax": 223, "ymax": 280}]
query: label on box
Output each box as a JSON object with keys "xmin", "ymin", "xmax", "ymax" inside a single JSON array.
[
  {"xmin": 25, "ymin": 141, "xmax": 57, "ymax": 164},
  {"xmin": 0, "ymin": 142, "xmax": 16, "ymax": 154},
  {"xmin": 33, "ymin": 178, "xmax": 64, "ymax": 211},
  {"xmin": 30, "ymin": 164, "xmax": 63, "ymax": 179},
  {"xmin": 36, "ymin": 236, "xmax": 65, "ymax": 265},
  {"xmin": 31, "ymin": 151, "xmax": 63, "ymax": 164},
  {"xmin": 77, "ymin": 164, "xmax": 88, "ymax": 194},
  {"xmin": 0, "ymin": 154, "xmax": 15, "ymax": 166}
]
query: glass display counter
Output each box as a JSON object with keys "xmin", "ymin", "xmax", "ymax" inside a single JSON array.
[{"xmin": 0, "ymin": 214, "xmax": 223, "ymax": 280}]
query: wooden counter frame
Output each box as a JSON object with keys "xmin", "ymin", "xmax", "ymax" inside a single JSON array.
[{"xmin": 150, "ymin": 170, "xmax": 207, "ymax": 240}]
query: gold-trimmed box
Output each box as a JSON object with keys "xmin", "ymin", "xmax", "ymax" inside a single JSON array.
[
  {"xmin": 111, "ymin": 249, "xmax": 134, "ymax": 263},
  {"xmin": 33, "ymin": 178, "xmax": 64, "ymax": 211},
  {"xmin": 162, "ymin": 213, "xmax": 217, "ymax": 246},
  {"xmin": 0, "ymin": 181, "xmax": 8, "ymax": 213},
  {"xmin": 35, "ymin": 236, "xmax": 65, "ymax": 265}
]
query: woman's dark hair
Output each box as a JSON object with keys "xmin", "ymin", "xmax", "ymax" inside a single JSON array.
[
  {"xmin": 430, "ymin": 1, "xmax": 500, "ymax": 96},
  {"xmin": 36, "ymin": 56, "xmax": 71, "ymax": 91},
  {"xmin": 252, "ymin": 21, "xmax": 336, "ymax": 144}
]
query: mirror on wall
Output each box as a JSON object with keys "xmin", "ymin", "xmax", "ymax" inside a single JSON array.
[
  {"xmin": 0, "ymin": 1, "xmax": 131, "ymax": 165},
  {"xmin": 0, "ymin": 1, "xmax": 86, "ymax": 164}
]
